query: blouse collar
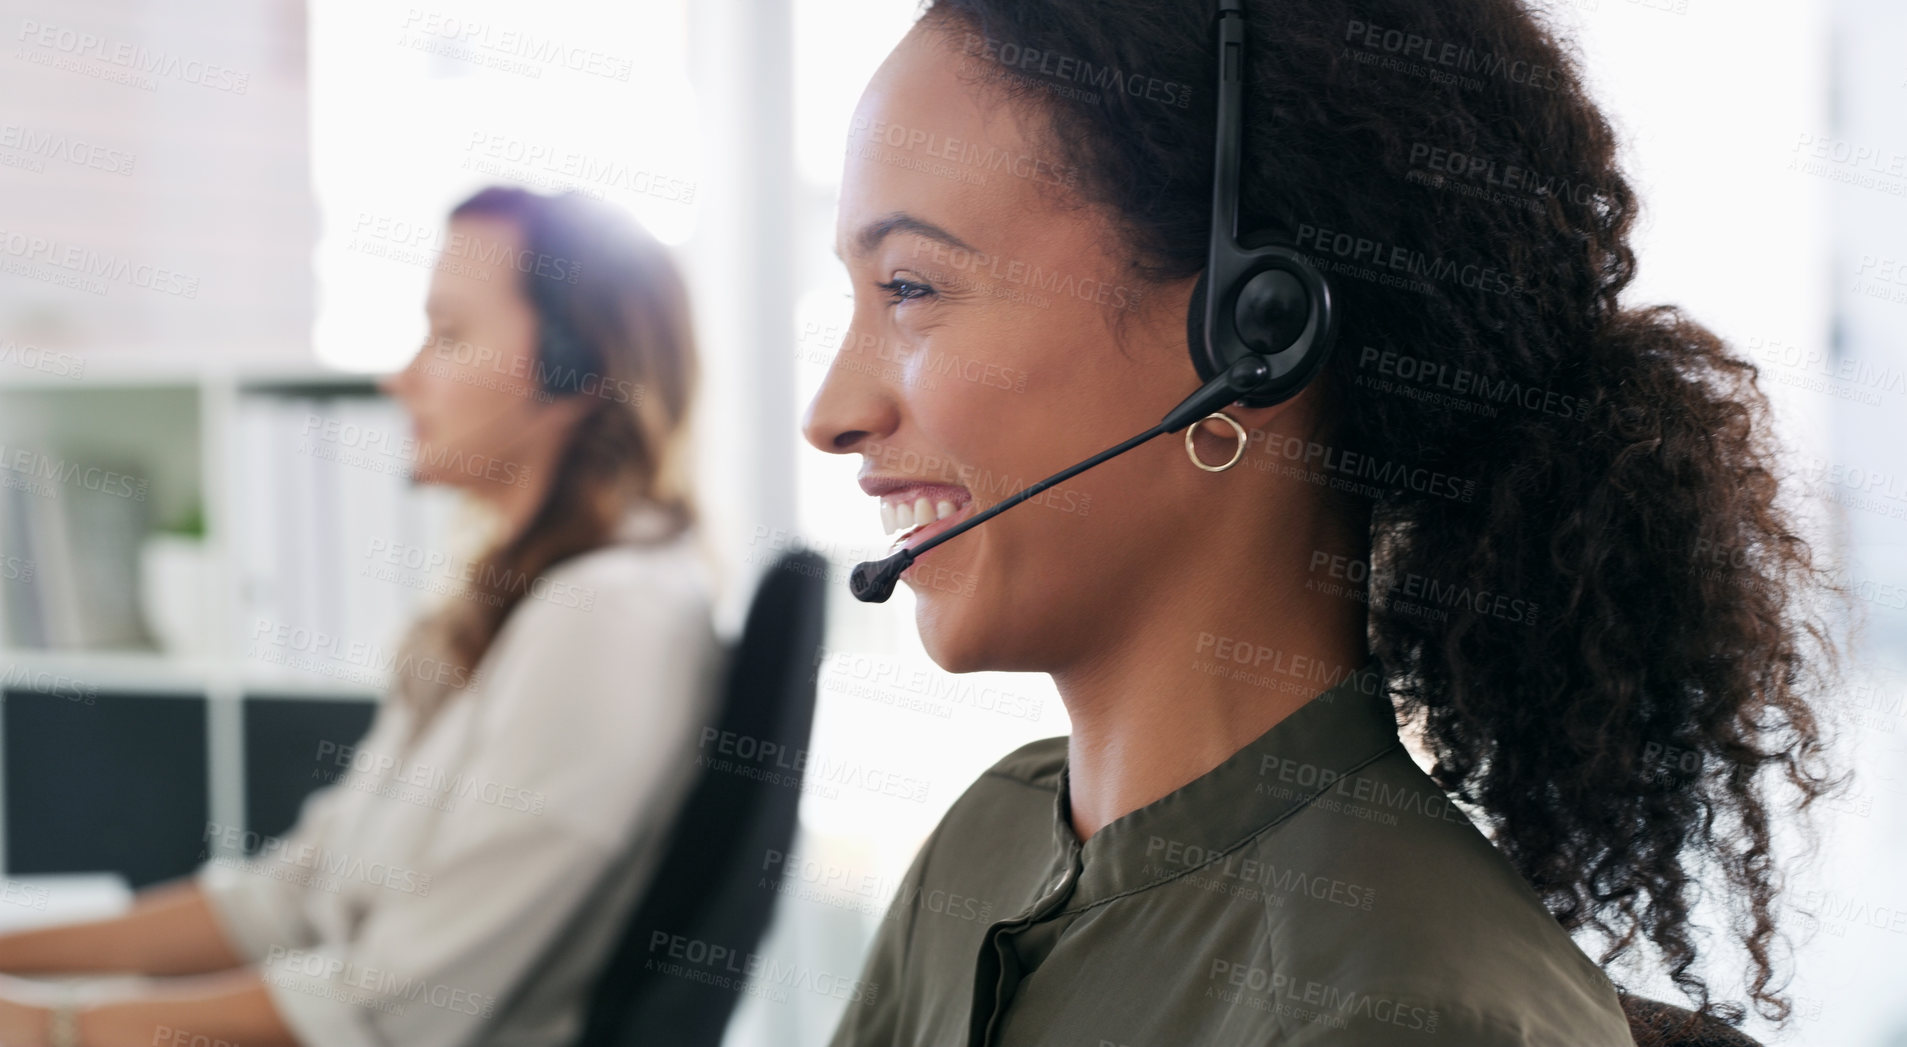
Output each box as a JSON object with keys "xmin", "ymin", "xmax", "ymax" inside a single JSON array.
[{"xmin": 1050, "ymin": 659, "xmax": 1400, "ymax": 910}]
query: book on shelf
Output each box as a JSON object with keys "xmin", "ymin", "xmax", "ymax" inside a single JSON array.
[{"xmin": 235, "ymin": 393, "xmax": 456, "ymax": 688}]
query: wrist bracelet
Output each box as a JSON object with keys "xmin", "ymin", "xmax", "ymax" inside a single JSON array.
[{"xmin": 47, "ymin": 991, "xmax": 80, "ymax": 1047}]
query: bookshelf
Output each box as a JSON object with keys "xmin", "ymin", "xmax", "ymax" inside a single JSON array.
[{"xmin": 0, "ymin": 365, "xmax": 460, "ymax": 882}]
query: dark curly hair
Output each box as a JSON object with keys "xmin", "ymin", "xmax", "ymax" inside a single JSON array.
[{"xmin": 921, "ymin": 0, "xmax": 1849, "ymax": 1031}]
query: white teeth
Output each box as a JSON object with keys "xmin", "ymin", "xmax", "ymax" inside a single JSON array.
[{"xmin": 877, "ymin": 490, "xmax": 965, "ymax": 534}]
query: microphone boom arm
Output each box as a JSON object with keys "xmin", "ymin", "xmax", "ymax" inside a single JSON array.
[{"xmin": 847, "ymin": 355, "xmax": 1273, "ymax": 602}]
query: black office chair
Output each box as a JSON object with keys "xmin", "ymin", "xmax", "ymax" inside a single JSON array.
[
  {"xmin": 572, "ymin": 548, "xmax": 830, "ymax": 1047},
  {"xmin": 1619, "ymin": 993, "xmax": 1764, "ymax": 1047}
]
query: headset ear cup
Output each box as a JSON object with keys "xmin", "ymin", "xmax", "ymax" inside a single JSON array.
[
  {"xmin": 538, "ymin": 317, "xmax": 587, "ymax": 397},
  {"xmin": 1185, "ymin": 268, "xmax": 1216, "ymax": 384},
  {"xmin": 1191, "ymin": 245, "xmax": 1338, "ymax": 409},
  {"xmin": 1187, "ymin": 227, "xmax": 1309, "ymax": 384}
]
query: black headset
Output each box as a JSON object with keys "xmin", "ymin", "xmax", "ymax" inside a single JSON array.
[
  {"xmin": 1186, "ymin": 0, "xmax": 1337, "ymax": 408},
  {"xmin": 517, "ymin": 196, "xmax": 600, "ymax": 398}
]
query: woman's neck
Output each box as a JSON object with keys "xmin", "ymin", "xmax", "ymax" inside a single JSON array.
[
  {"xmin": 468, "ymin": 437, "xmax": 566, "ymax": 546},
  {"xmin": 1050, "ymin": 511, "xmax": 1371, "ymax": 843}
]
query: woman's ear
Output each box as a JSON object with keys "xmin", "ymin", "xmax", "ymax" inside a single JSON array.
[
  {"xmin": 1211, "ymin": 374, "xmax": 1332, "ymax": 456},
  {"xmin": 535, "ymin": 388, "xmax": 600, "ymax": 430}
]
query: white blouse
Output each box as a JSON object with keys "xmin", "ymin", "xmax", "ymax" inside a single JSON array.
[{"xmin": 198, "ymin": 508, "xmax": 724, "ymax": 1047}]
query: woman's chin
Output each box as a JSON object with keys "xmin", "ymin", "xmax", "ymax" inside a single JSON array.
[{"xmin": 913, "ymin": 594, "xmax": 996, "ymax": 675}]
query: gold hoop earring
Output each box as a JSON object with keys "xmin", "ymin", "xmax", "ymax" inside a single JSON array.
[{"xmin": 1184, "ymin": 411, "xmax": 1247, "ymax": 472}]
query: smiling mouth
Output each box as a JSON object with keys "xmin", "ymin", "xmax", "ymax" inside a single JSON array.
[{"xmin": 877, "ymin": 484, "xmax": 974, "ymax": 553}]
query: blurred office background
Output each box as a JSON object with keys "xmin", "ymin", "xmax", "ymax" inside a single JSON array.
[{"xmin": 0, "ymin": 0, "xmax": 1901, "ymax": 1043}]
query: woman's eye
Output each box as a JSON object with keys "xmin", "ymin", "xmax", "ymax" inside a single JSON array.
[{"xmin": 876, "ymin": 278, "xmax": 934, "ymax": 304}]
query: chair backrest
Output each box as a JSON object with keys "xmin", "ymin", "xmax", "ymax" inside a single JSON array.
[
  {"xmin": 1619, "ymin": 993, "xmax": 1764, "ymax": 1047},
  {"xmin": 572, "ymin": 549, "xmax": 829, "ymax": 1047}
]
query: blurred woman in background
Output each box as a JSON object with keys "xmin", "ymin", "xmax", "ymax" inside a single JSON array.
[{"xmin": 0, "ymin": 186, "xmax": 723, "ymax": 1047}]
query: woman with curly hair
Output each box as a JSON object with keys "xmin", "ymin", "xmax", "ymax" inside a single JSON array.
[{"xmin": 803, "ymin": 1, "xmax": 1844, "ymax": 1044}]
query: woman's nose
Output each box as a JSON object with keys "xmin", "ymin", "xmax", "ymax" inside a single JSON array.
[
  {"xmin": 380, "ymin": 345, "xmax": 424, "ymax": 399},
  {"xmin": 801, "ymin": 325, "xmax": 901, "ymax": 455}
]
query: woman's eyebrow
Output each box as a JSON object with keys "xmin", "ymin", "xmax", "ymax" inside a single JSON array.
[{"xmin": 842, "ymin": 212, "xmax": 979, "ymax": 261}]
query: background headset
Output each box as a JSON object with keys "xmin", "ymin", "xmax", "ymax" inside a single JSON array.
[
  {"xmin": 847, "ymin": 0, "xmax": 1340, "ymax": 602},
  {"xmin": 517, "ymin": 195, "xmax": 602, "ymax": 399}
]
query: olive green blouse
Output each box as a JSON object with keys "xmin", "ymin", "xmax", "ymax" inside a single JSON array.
[{"xmin": 826, "ymin": 661, "xmax": 1634, "ymax": 1046}]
